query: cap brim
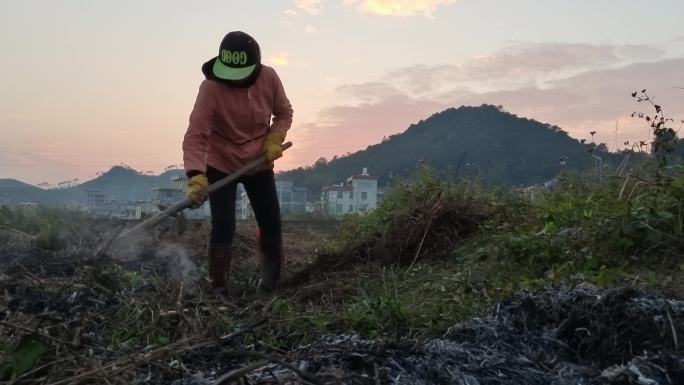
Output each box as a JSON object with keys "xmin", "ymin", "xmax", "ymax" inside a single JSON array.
[{"xmin": 212, "ymin": 58, "xmax": 256, "ymax": 80}]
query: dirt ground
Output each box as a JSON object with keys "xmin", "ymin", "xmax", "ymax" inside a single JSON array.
[{"xmin": 173, "ymin": 218, "xmax": 341, "ymax": 300}]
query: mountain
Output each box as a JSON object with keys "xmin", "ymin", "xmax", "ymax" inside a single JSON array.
[
  {"xmin": 0, "ymin": 179, "xmax": 38, "ymax": 190},
  {"xmin": 0, "ymin": 179, "xmax": 48, "ymax": 204},
  {"xmin": 278, "ymin": 105, "xmax": 620, "ymax": 194},
  {"xmin": 64, "ymin": 167, "xmax": 186, "ymax": 203},
  {"xmin": 67, "ymin": 166, "xmax": 184, "ymax": 203},
  {"xmin": 0, "ymin": 167, "xmax": 186, "ymax": 206},
  {"xmin": 0, "ymin": 178, "xmax": 80, "ymax": 205}
]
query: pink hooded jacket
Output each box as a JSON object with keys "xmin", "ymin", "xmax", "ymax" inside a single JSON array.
[{"xmin": 182, "ymin": 65, "xmax": 293, "ymax": 175}]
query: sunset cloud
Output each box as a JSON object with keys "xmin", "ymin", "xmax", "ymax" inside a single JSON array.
[
  {"xmin": 295, "ymin": 0, "xmax": 324, "ymax": 15},
  {"xmin": 269, "ymin": 52, "xmax": 291, "ymax": 66},
  {"xmin": 385, "ymin": 42, "xmax": 666, "ymax": 95},
  {"xmin": 344, "ymin": 0, "xmax": 458, "ymax": 17}
]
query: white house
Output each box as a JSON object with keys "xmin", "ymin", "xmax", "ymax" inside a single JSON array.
[
  {"xmin": 84, "ymin": 190, "xmax": 128, "ymax": 218},
  {"xmin": 152, "ymin": 187, "xmax": 185, "ymax": 208},
  {"xmin": 321, "ymin": 168, "xmax": 378, "ymax": 217},
  {"xmin": 321, "ymin": 184, "xmax": 354, "ymax": 216}
]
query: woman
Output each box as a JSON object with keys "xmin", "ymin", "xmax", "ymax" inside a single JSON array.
[{"xmin": 182, "ymin": 31, "xmax": 293, "ymax": 295}]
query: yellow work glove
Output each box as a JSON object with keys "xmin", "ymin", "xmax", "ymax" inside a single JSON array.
[
  {"xmin": 186, "ymin": 174, "xmax": 209, "ymax": 208},
  {"xmin": 262, "ymin": 132, "xmax": 286, "ymax": 162}
]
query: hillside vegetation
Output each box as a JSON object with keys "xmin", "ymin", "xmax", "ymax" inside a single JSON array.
[{"xmin": 280, "ymin": 104, "xmax": 624, "ymax": 194}]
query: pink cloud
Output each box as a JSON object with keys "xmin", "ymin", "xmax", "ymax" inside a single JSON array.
[
  {"xmin": 295, "ymin": 0, "xmax": 324, "ymax": 15},
  {"xmin": 344, "ymin": 0, "xmax": 458, "ymax": 17},
  {"xmin": 468, "ymin": 58, "xmax": 684, "ymax": 143},
  {"xmin": 286, "ymin": 52, "xmax": 684, "ymax": 169},
  {"xmin": 386, "ymin": 42, "xmax": 666, "ymax": 95}
]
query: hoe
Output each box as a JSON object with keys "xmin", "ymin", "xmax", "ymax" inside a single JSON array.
[{"xmin": 102, "ymin": 142, "xmax": 292, "ymax": 254}]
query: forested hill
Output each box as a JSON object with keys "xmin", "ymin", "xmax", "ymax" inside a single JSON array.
[
  {"xmin": 0, "ymin": 167, "xmax": 185, "ymax": 206},
  {"xmin": 279, "ymin": 105, "xmax": 610, "ymax": 194}
]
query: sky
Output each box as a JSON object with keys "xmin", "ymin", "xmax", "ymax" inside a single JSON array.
[{"xmin": 1, "ymin": 0, "xmax": 684, "ymax": 185}]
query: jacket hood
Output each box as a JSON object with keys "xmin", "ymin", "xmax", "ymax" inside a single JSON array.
[{"xmin": 201, "ymin": 58, "xmax": 262, "ymax": 88}]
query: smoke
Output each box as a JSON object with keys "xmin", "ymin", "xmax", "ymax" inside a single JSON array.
[
  {"xmin": 154, "ymin": 242, "xmax": 199, "ymax": 283},
  {"xmin": 98, "ymin": 217, "xmax": 202, "ymax": 286}
]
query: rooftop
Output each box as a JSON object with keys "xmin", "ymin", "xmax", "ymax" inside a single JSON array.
[
  {"xmin": 349, "ymin": 174, "xmax": 378, "ymax": 180},
  {"xmin": 322, "ymin": 185, "xmax": 353, "ymax": 191}
]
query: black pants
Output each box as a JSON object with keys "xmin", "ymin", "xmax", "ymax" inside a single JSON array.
[{"xmin": 206, "ymin": 166, "xmax": 281, "ymax": 246}]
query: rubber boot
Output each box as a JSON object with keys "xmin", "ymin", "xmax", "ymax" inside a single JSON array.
[
  {"xmin": 257, "ymin": 234, "xmax": 283, "ymax": 292},
  {"xmin": 208, "ymin": 244, "xmax": 231, "ymax": 297}
]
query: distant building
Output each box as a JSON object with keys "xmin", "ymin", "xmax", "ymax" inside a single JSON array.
[
  {"xmin": 321, "ymin": 184, "xmax": 353, "ymax": 216},
  {"xmin": 83, "ymin": 190, "xmax": 127, "ymax": 218},
  {"xmin": 377, "ymin": 188, "xmax": 386, "ymax": 205},
  {"xmin": 128, "ymin": 176, "xmax": 209, "ymax": 220},
  {"xmin": 153, "ymin": 187, "xmax": 185, "ymax": 208},
  {"xmin": 127, "ymin": 201, "xmax": 158, "ymax": 220},
  {"xmin": 240, "ymin": 179, "xmax": 308, "ymax": 219},
  {"xmin": 277, "ymin": 180, "xmax": 308, "ymax": 215},
  {"xmin": 321, "ymin": 167, "xmax": 378, "ymax": 217},
  {"xmin": 86, "ymin": 190, "xmax": 108, "ymax": 208},
  {"xmin": 171, "ymin": 175, "xmax": 187, "ymax": 190}
]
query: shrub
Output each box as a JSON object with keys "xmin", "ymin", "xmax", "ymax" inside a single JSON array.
[
  {"xmin": 0, "ymin": 205, "xmax": 97, "ymax": 251},
  {"xmin": 336, "ymin": 166, "xmax": 494, "ymax": 265}
]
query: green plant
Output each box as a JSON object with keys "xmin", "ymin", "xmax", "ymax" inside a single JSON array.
[
  {"xmin": 344, "ymin": 271, "xmax": 408, "ymax": 336},
  {"xmin": 0, "ymin": 205, "xmax": 93, "ymax": 250},
  {"xmin": 336, "ymin": 165, "xmax": 493, "ymax": 265},
  {"xmin": 1, "ymin": 335, "xmax": 47, "ymax": 380}
]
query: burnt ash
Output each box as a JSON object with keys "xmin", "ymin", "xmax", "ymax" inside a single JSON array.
[{"xmin": 187, "ymin": 286, "xmax": 684, "ymax": 385}]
